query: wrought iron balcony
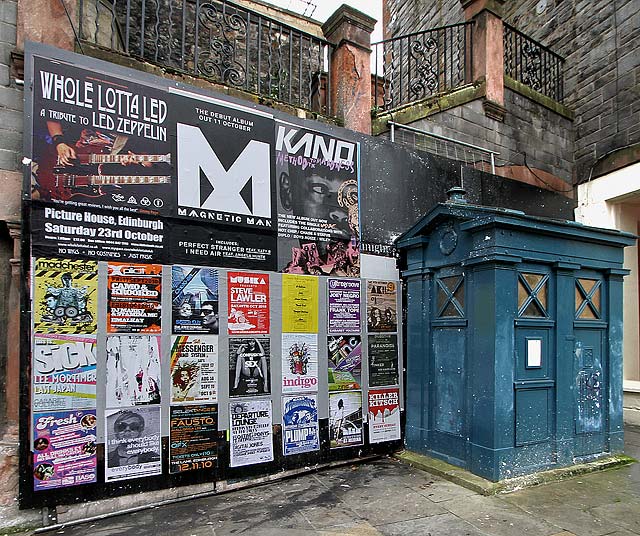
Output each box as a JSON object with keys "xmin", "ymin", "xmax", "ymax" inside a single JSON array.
[
  {"xmin": 79, "ymin": 0, "xmax": 333, "ymax": 112},
  {"xmin": 372, "ymin": 23, "xmax": 473, "ymax": 112},
  {"xmin": 504, "ymin": 23, "xmax": 564, "ymax": 103}
]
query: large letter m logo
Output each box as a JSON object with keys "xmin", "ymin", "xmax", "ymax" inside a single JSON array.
[{"xmin": 177, "ymin": 123, "xmax": 271, "ymax": 218}]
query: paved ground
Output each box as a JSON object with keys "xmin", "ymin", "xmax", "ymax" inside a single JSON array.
[{"xmin": 31, "ymin": 426, "xmax": 640, "ymax": 536}]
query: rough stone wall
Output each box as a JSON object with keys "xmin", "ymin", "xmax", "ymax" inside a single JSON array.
[
  {"xmin": 387, "ymin": 87, "xmax": 573, "ymax": 186},
  {"xmin": 503, "ymin": 0, "xmax": 640, "ymax": 181},
  {"xmin": 0, "ymin": 0, "xmax": 21, "ymax": 173},
  {"xmin": 383, "ymin": 0, "xmax": 463, "ymax": 39}
]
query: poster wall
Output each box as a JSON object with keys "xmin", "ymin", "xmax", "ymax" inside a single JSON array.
[
  {"xmin": 107, "ymin": 263, "xmax": 162, "ymax": 333},
  {"xmin": 329, "ymin": 391, "xmax": 363, "ymax": 449},
  {"xmin": 229, "ymin": 337, "xmax": 271, "ymax": 397},
  {"xmin": 229, "ymin": 400, "xmax": 274, "ymax": 467},
  {"xmin": 327, "ymin": 278, "xmax": 361, "ymax": 334},
  {"xmin": 170, "ymin": 335, "xmax": 218, "ymax": 403},
  {"xmin": 169, "ymin": 405, "xmax": 218, "ymax": 474},
  {"xmin": 282, "ymin": 395, "xmax": 319, "ymax": 456},
  {"xmin": 105, "ymin": 407, "xmax": 162, "ymax": 481},
  {"xmin": 33, "ymin": 334, "xmax": 97, "ymax": 411},
  {"xmin": 281, "ymin": 333, "xmax": 318, "ymax": 393},
  {"xmin": 368, "ymin": 388, "xmax": 401, "ymax": 443},
  {"xmin": 366, "ymin": 280, "xmax": 398, "ymax": 333},
  {"xmin": 328, "ymin": 335, "xmax": 362, "ymax": 391},
  {"xmin": 227, "ymin": 271, "xmax": 270, "ymax": 334},
  {"xmin": 105, "ymin": 335, "xmax": 161, "ymax": 407},
  {"xmin": 33, "ymin": 409, "xmax": 97, "ymax": 490},
  {"xmin": 33, "ymin": 257, "xmax": 98, "ymax": 335},
  {"xmin": 276, "ymin": 122, "xmax": 360, "ymax": 276}
]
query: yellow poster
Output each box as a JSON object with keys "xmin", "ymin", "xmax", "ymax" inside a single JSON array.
[
  {"xmin": 33, "ymin": 257, "xmax": 98, "ymax": 334},
  {"xmin": 282, "ymin": 274, "xmax": 319, "ymax": 333}
]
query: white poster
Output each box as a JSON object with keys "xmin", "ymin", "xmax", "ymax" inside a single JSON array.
[
  {"xmin": 105, "ymin": 406, "xmax": 162, "ymax": 482},
  {"xmin": 105, "ymin": 335, "xmax": 161, "ymax": 407},
  {"xmin": 281, "ymin": 333, "xmax": 318, "ymax": 393},
  {"xmin": 368, "ymin": 388, "xmax": 401, "ymax": 443},
  {"xmin": 229, "ymin": 399, "xmax": 273, "ymax": 467},
  {"xmin": 170, "ymin": 335, "xmax": 218, "ymax": 403}
]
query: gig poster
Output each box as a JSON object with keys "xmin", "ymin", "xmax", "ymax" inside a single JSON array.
[
  {"xmin": 281, "ymin": 333, "xmax": 318, "ymax": 394},
  {"xmin": 282, "ymin": 395, "xmax": 319, "ymax": 456},
  {"xmin": 170, "ymin": 335, "xmax": 218, "ymax": 404},
  {"xmin": 275, "ymin": 122, "xmax": 360, "ymax": 276},
  {"xmin": 327, "ymin": 335, "xmax": 362, "ymax": 391},
  {"xmin": 171, "ymin": 89, "xmax": 275, "ymax": 229},
  {"xmin": 107, "ymin": 262, "xmax": 162, "ymax": 333},
  {"xmin": 105, "ymin": 406, "xmax": 161, "ymax": 481},
  {"xmin": 227, "ymin": 271, "xmax": 270, "ymax": 335},
  {"xmin": 31, "ymin": 203, "xmax": 166, "ymax": 263},
  {"xmin": 368, "ymin": 334, "xmax": 399, "ymax": 387},
  {"xmin": 33, "ymin": 257, "xmax": 98, "ymax": 335},
  {"xmin": 171, "ymin": 265, "xmax": 219, "ymax": 334},
  {"xmin": 33, "ymin": 409, "xmax": 97, "ymax": 490},
  {"xmin": 33, "ymin": 334, "xmax": 96, "ymax": 411},
  {"xmin": 169, "ymin": 405, "xmax": 218, "ymax": 474},
  {"xmin": 31, "ymin": 56, "xmax": 173, "ymax": 214},
  {"xmin": 105, "ymin": 335, "xmax": 161, "ymax": 407},
  {"xmin": 327, "ymin": 278, "xmax": 361, "ymax": 334},
  {"xmin": 366, "ymin": 280, "xmax": 398, "ymax": 333},
  {"xmin": 229, "ymin": 399, "xmax": 274, "ymax": 467},
  {"xmin": 229, "ymin": 338, "xmax": 270, "ymax": 397},
  {"xmin": 281, "ymin": 274, "xmax": 319, "ymax": 333},
  {"xmin": 368, "ymin": 388, "xmax": 401, "ymax": 443},
  {"xmin": 329, "ymin": 391, "xmax": 363, "ymax": 449}
]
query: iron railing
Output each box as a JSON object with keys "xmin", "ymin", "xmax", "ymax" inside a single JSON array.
[
  {"xmin": 504, "ymin": 23, "xmax": 564, "ymax": 103},
  {"xmin": 79, "ymin": 0, "xmax": 333, "ymax": 112},
  {"xmin": 372, "ymin": 22, "xmax": 472, "ymax": 112}
]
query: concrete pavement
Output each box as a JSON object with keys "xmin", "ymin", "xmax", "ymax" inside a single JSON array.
[{"xmin": 25, "ymin": 425, "xmax": 640, "ymax": 536}]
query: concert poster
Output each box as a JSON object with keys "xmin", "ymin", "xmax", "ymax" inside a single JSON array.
[
  {"xmin": 229, "ymin": 337, "xmax": 271, "ymax": 397},
  {"xmin": 282, "ymin": 395, "xmax": 319, "ymax": 456},
  {"xmin": 227, "ymin": 271, "xmax": 270, "ymax": 335},
  {"xmin": 107, "ymin": 262, "xmax": 162, "ymax": 333},
  {"xmin": 281, "ymin": 333, "xmax": 318, "ymax": 394},
  {"xmin": 229, "ymin": 399, "xmax": 274, "ymax": 468},
  {"xmin": 368, "ymin": 388, "xmax": 401, "ymax": 443},
  {"xmin": 171, "ymin": 265, "xmax": 219, "ymax": 334},
  {"xmin": 281, "ymin": 274, "xmax": 319, "ymax": 333},
  {"xmin": 33, "ymin": 334, "xmax": 96, "ymax": 412},
  {"xmin": 105, "ymin": 406, "xmax": 161, "ymax": 482},
  {"xmin": 366, "ymin": 280, "xmax": 398, "ymax": 333},
  {"xmin": 368, "ymin": 334, "xmax": 399, "ymax": 387},
  {"xmin": 30, "ymin": 56, "xmax": 173, "ymax": 214},
  {"xmin": 169, "ymin": 405, "xmax": 218, "ymax": 474},
  {"xmin": 327, "ymin": 335, "xmax": 362, "ymax": 391},
  {"xmin": 329, "ymin": 391, "xmax": 363, "ymax": 449},
  {"xmin": 33, "ymin": 257, "xmax": 98, "ymax": 335},
  {"xmin": 105, "ymin": 335, "xmax": 161, "ymax": 407},
  {"xmin": 32, "ymin": 409, "xmax": 97, "ymax": 491},
  {"xmin": 275, "ymin": 122, "xmax": 360, "ymax": 276},
  {"xmin": 327, "ymin": 278, "xmax": 361, "ymax": 334},
  {"xmin": 170, "ymin": 335, "xmax": 218, "ymax": 404}
]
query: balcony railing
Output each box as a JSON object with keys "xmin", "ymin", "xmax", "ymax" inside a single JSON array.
[
  {"xmin": 504, "ymin": 23, "xmax": 564, "ymax": 103},
  {"xmin": 79, "ymin": 0, "xmax": 333, "ymax": 112},
  {"xmin": 372, "ymin": 23, "xmax": 472, "ymax": 112}
]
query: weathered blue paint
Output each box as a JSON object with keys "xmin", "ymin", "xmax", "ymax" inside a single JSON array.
[{"xmin": 397, "ymin": 202, "xmax": 636, "ymax": 481}]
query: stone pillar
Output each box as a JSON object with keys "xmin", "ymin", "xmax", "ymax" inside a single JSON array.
[
  {"xmin": 322, "ymin": 6, "xmax": 376, "ymax": 134},
  {"xmin": 16, "ymin": 0, "xmax": 77, "ymax": 52},
  {"xmin": 461, "ymin": 0, "xmax": 506, "ymax": 121},
  {"xmin": 5, "ymin": 223, "xmax": 21, "ymax": 430}
]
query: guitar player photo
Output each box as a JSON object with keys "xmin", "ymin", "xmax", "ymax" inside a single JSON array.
[{"xmin": 30, "ymin": 56, "xmax": 173, "ymax": 213}]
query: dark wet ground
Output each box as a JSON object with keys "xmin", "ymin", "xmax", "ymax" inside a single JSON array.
[{"xmin": 30, "ymin": 426, "xmax": 640, "ymax": 536}]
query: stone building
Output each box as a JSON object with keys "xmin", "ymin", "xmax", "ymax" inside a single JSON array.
[{"xmin": 380, "ymin": 0, "xmax": 640, "ymax": 423}]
